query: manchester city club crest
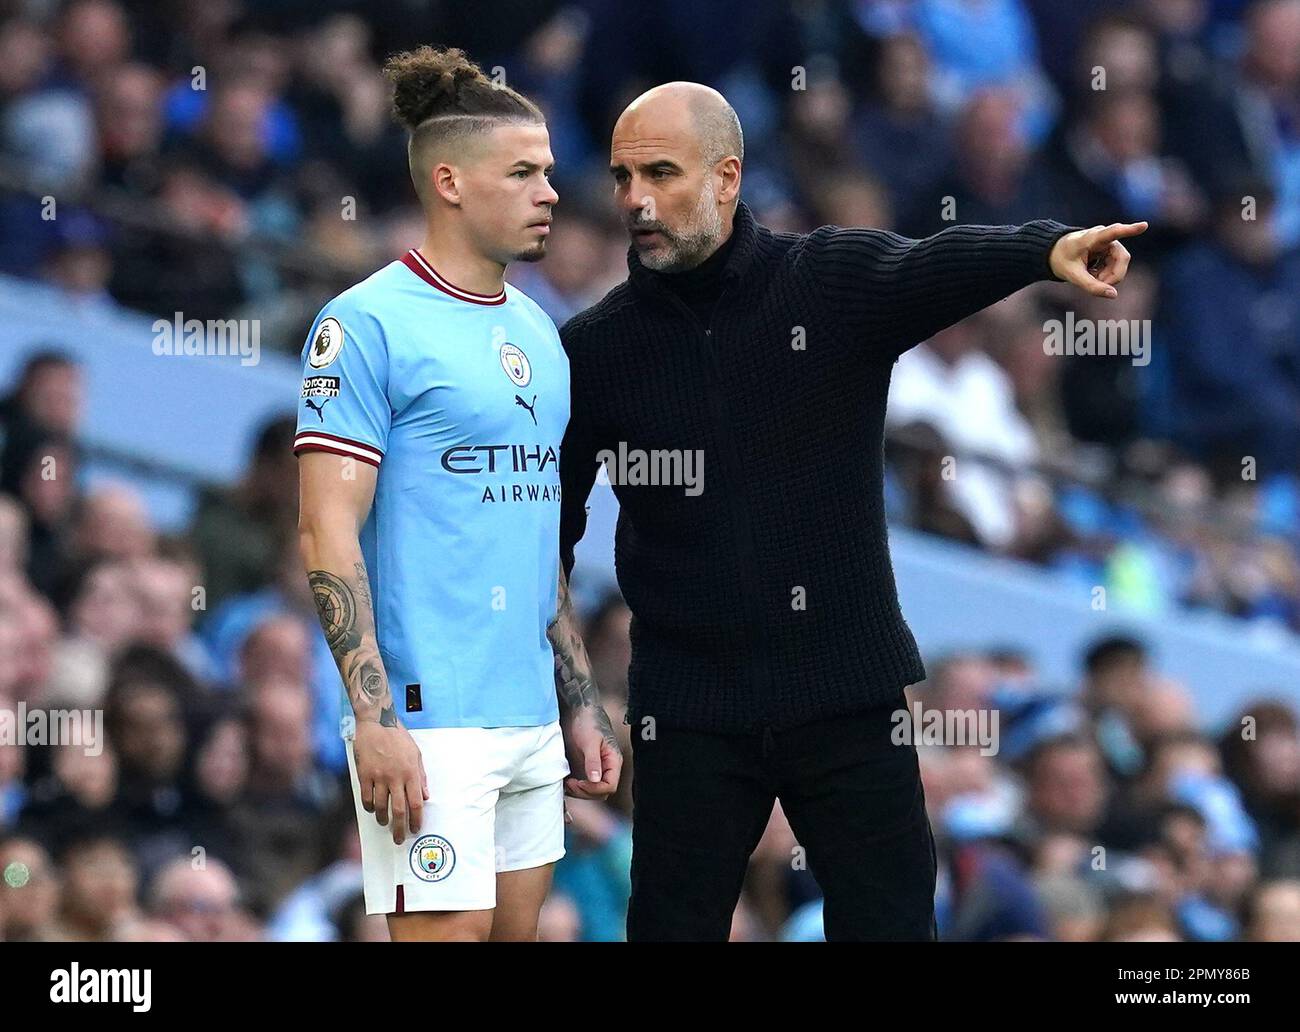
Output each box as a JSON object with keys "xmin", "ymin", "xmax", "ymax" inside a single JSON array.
[
  {"xmin": 499, "ymin": 342, "xmax": 531, "ymax": 387},
  {"xmin": 409, "ymin": 834, "xmax": 455, "ymax": 882}
]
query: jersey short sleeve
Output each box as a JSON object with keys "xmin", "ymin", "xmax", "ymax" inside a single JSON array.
[{"xmin": 293, "ymin": 301, "xmax": 391, "ymax": 468}]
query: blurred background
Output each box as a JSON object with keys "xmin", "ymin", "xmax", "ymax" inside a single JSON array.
[{"xmin": 2, "ymin": 0, "xmax": 1300, "ymax": 942}]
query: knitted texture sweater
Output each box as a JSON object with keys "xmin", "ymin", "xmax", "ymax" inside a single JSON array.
[{"xmin": 560, "ymin": 201, "xmax": 1074, "ymax": 733}]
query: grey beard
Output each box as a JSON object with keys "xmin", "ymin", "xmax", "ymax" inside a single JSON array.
[
  {"xmin": 635, "ymin": 186, "xmax": 724, "ymax": 272},
  {"xmin": 639, "ymin": 231, "xmax": 719, "ymax": 272}
]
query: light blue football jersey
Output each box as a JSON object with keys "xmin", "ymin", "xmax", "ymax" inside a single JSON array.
[{"xmin": 294, "ymin": 248, "xmax": 568, "ymax": 730}]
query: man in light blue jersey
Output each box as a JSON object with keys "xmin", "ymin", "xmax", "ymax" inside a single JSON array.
[{"xmin": 296, "ymin": 46, "xmax": 622, "ymax": 942}]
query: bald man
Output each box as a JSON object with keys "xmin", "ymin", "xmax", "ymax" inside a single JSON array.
[{"xmin": 559, "ymin": 82, "xmax": 1145, "ymax": 941}]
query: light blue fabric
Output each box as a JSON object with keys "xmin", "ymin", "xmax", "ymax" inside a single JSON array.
[{"xmin": 295, "ymin": 256, "xmax": 568, "ymax": 729}]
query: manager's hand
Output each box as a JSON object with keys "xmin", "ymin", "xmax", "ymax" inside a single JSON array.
[{"xmin": 1049, "ymin": 221, "xmax": 1148, "ymax": 299}]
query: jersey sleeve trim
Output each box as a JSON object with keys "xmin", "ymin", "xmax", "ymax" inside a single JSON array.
[{"xmin": 293, "ymin": 430, "xmax": 383, "ymax": 467}]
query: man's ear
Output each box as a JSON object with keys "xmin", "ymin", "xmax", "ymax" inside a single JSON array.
[
  {"xmin": 715, "ymin": 156, "xmax": 742, "ymax": 207},
  {"xmin": 431, "ymin": 162, "xmax": 462, "ymax": 206}
]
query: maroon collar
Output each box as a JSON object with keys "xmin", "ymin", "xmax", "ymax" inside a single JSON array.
[{"xmin": 400, "ymin": 249, "xmax": 507, "ymax": 306}]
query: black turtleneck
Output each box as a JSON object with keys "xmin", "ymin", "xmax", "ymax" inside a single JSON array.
[
  {"xmin": 561, "ymin": 201, "xmax": 1076, "ymax": 733},
  {"xmin": 652, "ymin": 226, "xmax": 738, "ymax": 328}
]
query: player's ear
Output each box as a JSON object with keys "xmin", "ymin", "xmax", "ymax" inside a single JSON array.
[{"xmin": 431, "ymin": 162, "xmax": 462, "ymax": 206}]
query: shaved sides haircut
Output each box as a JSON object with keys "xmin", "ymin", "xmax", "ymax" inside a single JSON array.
[{"xmin": 383, "ymin": 46, "xmax": 545, "ymax": 204}]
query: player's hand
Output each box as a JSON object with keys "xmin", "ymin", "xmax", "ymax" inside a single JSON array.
[
  {"xmin": 560, "ymin": 704, "xmax": 623, "ymax": 800},
  {"xmin": 354, "ymin": 719, "xmax": 429, "ymax": 845},
  {"xmin": 1048, "ymin": 221, "xmax": 1147, "ymax": 299}
]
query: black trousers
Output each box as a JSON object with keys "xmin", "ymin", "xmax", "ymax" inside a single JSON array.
[{"xmin": 626, "ymin": 692, "xmax": 938, "ymax": 941}]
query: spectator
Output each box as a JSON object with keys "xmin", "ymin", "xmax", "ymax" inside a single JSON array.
[
  {"xmin": 101, "ymin": 646, "xmax": 198, "ymax": 877},
  {"xmin": 189, "ymin": 416, "xmax": 298, "ymax": 612},
  {"xmin": 0, "ymin": 427, "xmax": 78, "ymax": 599},
  {"xmin": 0, "ymin": 351, "xmax": 83, "ymax": 446},
  {"xmin": 1161, "ymin": 181, "xmax": 1300, "ymax": 478},
  {"xmin": 852, "ymin": 33, "xmax": 951, "ymax": 216},
  {"xmin": 147, "ymin": 855, "xmax": 254, "ymax": 941},
  {"xmin": 887, "ymin": 317, "xmax": 1043, "ymax": 551},
  {"xmin": 0, "ymin": 836, "xmax": 60, "ymax": 941},
  {"xmin": 901, "ymin": 87, "xmax": 1056, "ymax": 234},
  {"xmin": 1245, "ymin": 878, "xmax": 1300, "ymax": 939},
  {"xmin": 46, "ymin": 835, "xmax": 138, "ymax": 941},
  {"xmin": 228, "ymin": 683, "xmax": 341, "ymax": 914}
]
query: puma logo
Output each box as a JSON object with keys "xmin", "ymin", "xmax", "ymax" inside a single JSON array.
[
  {"xmin": 305, "ymin": 398, "xmax": 331, "ymax": 422},
  {"xmin": 515, "ymin": 394, "xmax": 537, "ymax": 425}
]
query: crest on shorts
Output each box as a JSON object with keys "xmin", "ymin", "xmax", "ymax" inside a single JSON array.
[{"xmin": 409, "ymin": 834, "xmax": 456, "ymax": 883}]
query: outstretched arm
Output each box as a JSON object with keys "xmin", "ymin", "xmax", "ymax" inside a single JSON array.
[
  {"xmin": 804, "ymin": 219, "xmax": 1146, "ymax": 359},
  {"xmin": 548, "ymin": 562, "xmax": 623, "ymax": 800}
]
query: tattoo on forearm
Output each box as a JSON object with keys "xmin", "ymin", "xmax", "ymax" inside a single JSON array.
[
  {"xmin": 548, "ymin": 565, "xmax": 618, "ymax": 748},
  {"xmin": 308, "ymin": 565, "xmax": 395, "ymax": 726},
  {"xmin": 354, "ymin": 561, "xmax": 372, "ymax": 608},
  {"xmin": 309, "ymin": 570, "xmax": 359, "ymax": 652},
  {"xmin": 355, "ymin": 657, "xmax": 387, "ymax": 708}
]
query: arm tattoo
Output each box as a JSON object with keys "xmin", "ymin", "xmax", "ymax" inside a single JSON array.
[
  {"xmin": 308, "ymin": 565, "xmax": 396, "ymax": 726},
  {"xmin": 548, "ymin": 564, "xmax": 617, "ymax": 748},
  {"xmin": 354, "ymin": 561, "xmax": 372, "ymax": 608},
  {"xmin": 309, "ymin": 570, "xmax": 359, "ymax": 653}
]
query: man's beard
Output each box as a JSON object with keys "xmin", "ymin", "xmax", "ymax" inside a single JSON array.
[
  {"xmin": 630, "ymin": 184, "xmax": 724, "ymax": 272},
  {"xmin": 513, "ymin": 239, "xmax": 549, "ymax": 263}
]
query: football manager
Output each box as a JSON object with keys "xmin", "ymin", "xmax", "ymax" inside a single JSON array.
[{"xmin": 559, "ymin": 81, "xmax": 1145, "ymax": 941}]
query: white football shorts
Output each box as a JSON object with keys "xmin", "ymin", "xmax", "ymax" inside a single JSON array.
[{"xmin": 345, "ymin": 720, "xmax": 569, "ymax": 914}]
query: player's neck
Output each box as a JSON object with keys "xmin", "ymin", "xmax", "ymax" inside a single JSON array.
[{"xmin": 417, "ymin": 231, "xmax": 507, "ymax": 296}]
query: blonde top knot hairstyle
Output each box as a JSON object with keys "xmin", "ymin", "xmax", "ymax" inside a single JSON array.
[{"xmin": 383, "ymin": 46, "xmax": 545, "ymax": 202}]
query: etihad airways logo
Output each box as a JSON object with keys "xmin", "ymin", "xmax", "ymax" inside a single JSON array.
[{"xmin": 441, "ymin": 444, "xmax": 558, "ymax": 475}]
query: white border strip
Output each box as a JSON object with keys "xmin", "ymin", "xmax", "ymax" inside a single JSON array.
[{"xmin": 294, "ymin": 432, "xmax": 383, "ymax": 464}]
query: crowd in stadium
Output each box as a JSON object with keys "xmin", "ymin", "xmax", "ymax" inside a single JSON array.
[{"xmin": 1, "ymin": 0, "xmax": 1300, "ymax": 941}]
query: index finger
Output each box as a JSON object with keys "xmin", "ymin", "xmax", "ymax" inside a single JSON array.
[
  {"xmin": 563, "ymin": 776, "xmax": 608, "ymax": 799},
  {"xmin": 566, "ymin": 770, "xmax": 619, "ymax": 798},
  {"xmin": 1091, "ymin": 221, "xmax": 1148, "ymax": 245}
]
